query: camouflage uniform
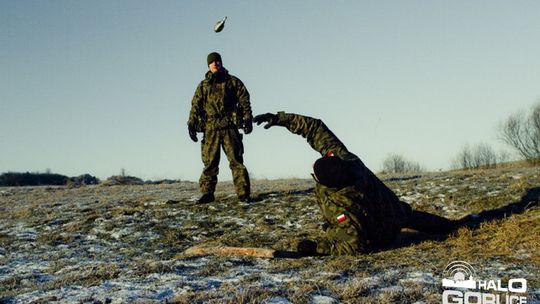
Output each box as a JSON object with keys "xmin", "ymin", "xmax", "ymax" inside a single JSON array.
[
  {"xmin": 188, "ymin": 68, "xmax": 252, "ymax": 197},
  {"xmin": 275, "ymin": 112, "xmax": 412, "ymax": 255}
]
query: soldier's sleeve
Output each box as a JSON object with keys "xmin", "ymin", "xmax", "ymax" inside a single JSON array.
[
  {"xmin": 188, "ymin": 82, "xmax": 204, "ymax": 126},
  {"xmin": 235, "ymin": 78, "xmax": 252, "ymax": 121},
  {"xmin": 276, "ymin": 112, "xmax": 351, "ymax": 159}
]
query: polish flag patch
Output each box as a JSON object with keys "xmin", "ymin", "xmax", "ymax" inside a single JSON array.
[
  {"xmin": 337, "ymin": 214, "xmax": 346, "ymax": 223},
  {"xmin": 326, "ymin": 151, "xmax": 335, "ymax": 157}
]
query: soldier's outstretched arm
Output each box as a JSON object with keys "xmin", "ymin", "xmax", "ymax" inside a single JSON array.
[{"xmin": 254, "ymin": 112, "xmax": 351, "ymax": 158}]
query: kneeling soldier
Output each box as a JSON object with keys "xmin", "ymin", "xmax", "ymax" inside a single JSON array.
[{"xmin": 254, "ymin": 112, "xmax": 458, "ymax": 255}]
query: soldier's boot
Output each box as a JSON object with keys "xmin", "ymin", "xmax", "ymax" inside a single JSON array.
[
  {"xmin": 197, "ymin": 193, "xmax": 215, "ymax": 204},
  {"xmin": 229, "ymin": 163, "xmax": 250, "ymax": 202},
  {"xmin": 199, "ymin": 174, "xmax": 217, "ymax": 203},
  {"xmin": 200, "ymin": 167, "xmax": 218, "ymax": 194},
  {"xmin": 238, "ymin": 194, "xmax": 251, "ymax": 203}
]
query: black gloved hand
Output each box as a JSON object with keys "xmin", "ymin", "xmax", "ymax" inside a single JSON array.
[
  {"xmin": 188, "ymin": 123, "xmax": 198, "ymax": 142},
  {"xmin": 253, "ymin": 113, "xmax": 279, "ymax": 129},
  {"xmin": 243, "ymin": 119, "xmax": 253, "ymax": 134},
  {"xmin": 297, "ymin": 239, "xmax": 318, "ymax": 256},
  {"xmin": 321, "ymin": 222, "xmax": 330, "ymax": 231}
]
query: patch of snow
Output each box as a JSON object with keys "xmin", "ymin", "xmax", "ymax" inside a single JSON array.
[
  {"xmin": 356, "ymin": 275, "xmax": 382, "ymax": 289},
  {"xmin": 309, "ymin": 295, "xmax": 339, "ymax": 304},
  {"xmin": 263, "ymin": 296, "xmax": 294, "ymax": 304},
  {"xmin": 110, "ymin": 227, "xmax": 133, "ymax": 240},
  {"xmin": 284, "ymin": 220, "xmax": 302, "ymax": 229},
  {"xmin": 487, "ymin": 190, "xmax": 500, "ymax": 196},
  {"xmin": 399, "ymin": 271, "xmax": 436, "ymax": 285},
  {"xmin": 514, "ymin": 249, "xmax": 532, "ymax": 260},
  {"xmin": 9, "ymin": 223, "xmax": 38, "ymax": 241},
  {"xmin": 378, "ymin": 285, "xmax": 405, "ymax": 293},
  {"xmin": 218, "ymin": 215, "xmax": 255, "ymax": 228},
  {"xmin": 260, "ymin": 272, "xmax": 299, "ymax": 284},
  {"xmin": 400, "ymin": 192, "xmax": 423, "ymax": 204}
]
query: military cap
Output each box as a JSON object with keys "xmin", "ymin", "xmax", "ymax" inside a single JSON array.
[{"xmin": 207, "ymin": 52, "xmax": 222, "ymax": 65}]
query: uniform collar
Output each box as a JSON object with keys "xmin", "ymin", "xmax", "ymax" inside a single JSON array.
[{"xmin": 205, "ymin": 68, "xmax": 229, "ymax": 82}]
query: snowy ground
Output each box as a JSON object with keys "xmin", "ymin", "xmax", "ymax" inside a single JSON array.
[{"xmin": 1, "ymin": 168, "xmax": 539, "ymax": 303}]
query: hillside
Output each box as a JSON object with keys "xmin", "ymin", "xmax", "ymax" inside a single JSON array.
[{"xmin": 0, "ymin": 166, "xmax": 539, "ymax": 303}]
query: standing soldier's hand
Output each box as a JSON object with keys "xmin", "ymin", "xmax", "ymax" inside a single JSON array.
[
  {"xmin": 188, "ymin": 123, "xmax": 198, "ymax": 142},
  {"xmin": 253, "ymin": 113, "xmax": 279, "ymax": 129},
  {"xmin": 243, "ymin": 119, "xmax": 253, "ymax": 134}
]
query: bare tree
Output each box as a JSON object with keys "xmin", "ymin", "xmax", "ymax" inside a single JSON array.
[
  {"xmin": 452, "ymin": 144, "xmax": 473, "ymax": 169},
  {"xmin": 383, "ymin": 154, "xmax": 405, "ymax": 173},
  {"xmin": 497, "ymin": 150, "xmax": 511, "ymax": 164},
  {"xmin": 452, "ymin": 143, "xmax": 499, "ymax": 170},
  {"xmin": 500, "ymin": 102, "xmax": 540, "ymax": 164},
  {"xmin": 473, "ymin": 143, "xmax": 497, "ymax": 168},
  {"xmin": 383, "ymin": 154, "xmax": 424, "ymax": 174}
]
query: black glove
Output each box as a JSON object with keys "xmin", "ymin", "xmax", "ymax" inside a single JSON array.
[
  {"xmin": 321, "ymin": 222, "xmax": 330, "ymax": 231},
  {"xmin": 253, "ymin": 113, "xmax": 279, "ymax": 129},
  {"xmin": 297, "ymin": 239, "xmax": 318, "ymax": 256},
  {"xmin": 188, "ymin": 123, "xmax": 198, "ymax": 142},
  {"xmin": 243, "ymin": 119, "xmax": 253, "ymax": 134}
]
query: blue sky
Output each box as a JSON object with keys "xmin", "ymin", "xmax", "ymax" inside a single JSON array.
[{"xmin": 1, "ymin": 1, "xmax": 539, "ymax": 181}]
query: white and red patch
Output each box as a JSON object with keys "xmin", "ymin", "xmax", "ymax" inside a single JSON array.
[
  {"xmin": 326, "ymin": 151, "xmax": 335, "ymax": 157},
  {"xmin": 336, "ymin": 214, "xmax": 346, "ymax": 223}
]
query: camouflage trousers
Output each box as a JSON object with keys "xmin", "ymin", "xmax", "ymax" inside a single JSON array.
[
  {"xmin": 316, "ymin": 206, "xmax": 457, "ymax": 255},
  {"xmin": 316, "ymin": 216, "xmax": 368, "ymax": 255},
  {"xmin": 199, "ymin": 128, "xmax": 250, "ymax": 197}
]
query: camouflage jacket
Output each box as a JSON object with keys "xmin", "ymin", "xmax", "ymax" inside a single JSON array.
[
  {"xmin": 188, "ymin": 68, "xmax": 252, "ymax": 132},
  {"xmin": 276, "ymin": 112, "xmax": 412, "ymax": 246}
]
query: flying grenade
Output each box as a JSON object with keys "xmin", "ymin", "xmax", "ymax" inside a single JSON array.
[{"xmin": 214, "ymin": 16, "xmax": 227, "ymax": 33}]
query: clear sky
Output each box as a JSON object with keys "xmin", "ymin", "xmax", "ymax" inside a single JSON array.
[{"xmin": 1, "ymin": 1, "xmax": 539, "ymax": 181}]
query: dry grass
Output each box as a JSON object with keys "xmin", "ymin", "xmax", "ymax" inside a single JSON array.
[{"xmin": 0, "ymin": 166, "xmax": 539, "ymax": 303}]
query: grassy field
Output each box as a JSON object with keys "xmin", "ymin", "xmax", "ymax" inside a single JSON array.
[{"xmin": 0, "ymin": 166, "xmax": 538, "ymax": 303}]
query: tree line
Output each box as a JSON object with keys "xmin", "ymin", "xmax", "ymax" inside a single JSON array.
[
  {"xmin": 0, "ymin": 172, "xmax": 100, "ymax": 187},
  {"xmin": 2, "ymin": 103, "xmax": 538, "ymax": 182},
  {"xmin": 382, "ymin": 101, "xmax": 540, "ymax": 173},
  {"xmin": 0, "ymin": 171, "xmax": 183, "ymax": 187}
]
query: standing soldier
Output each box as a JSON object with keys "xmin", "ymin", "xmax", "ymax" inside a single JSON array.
[
  {"xmin": 254, "ymin": 112, "xmax": 459, "ymax": 255},
  {"xmin": 188, "ymin": 52, "xmax": 253, "ymax": 203}
]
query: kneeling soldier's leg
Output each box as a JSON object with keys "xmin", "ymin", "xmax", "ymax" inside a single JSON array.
[{"xmin": 319, "ymin": 222, "xmax": 367, "ymax": 255}]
